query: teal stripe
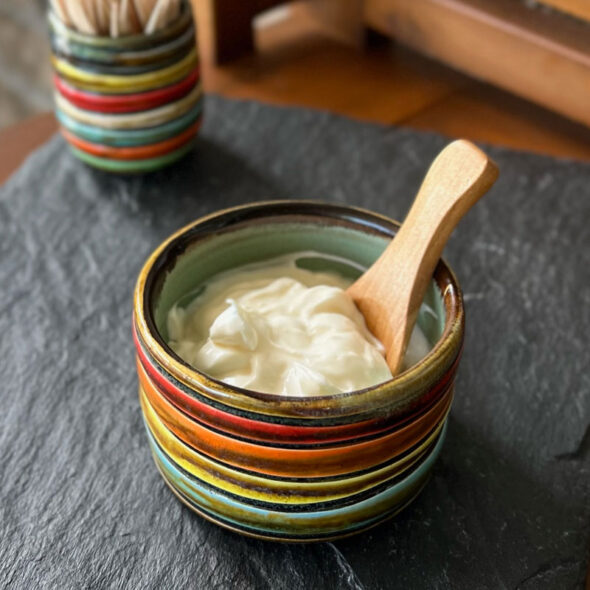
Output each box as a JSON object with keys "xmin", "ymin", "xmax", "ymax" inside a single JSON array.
[
  {"xmin": 50, "ymin": 26, "xmax": 196, "ymax": 65},
  {"xmin": 168, "ymin": 474, "xmax": 413, "ymax": 541},
  {"xmin": 145, "ymin": 420, "xmax": 446, "ymax": 536},
  {"xmin": 55, "ymin": 100, "xmax": 202, "ymax": 147}
]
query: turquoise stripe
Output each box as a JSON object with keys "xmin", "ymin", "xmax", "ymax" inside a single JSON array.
[
  {"xmin": 169, "ymin": 476, "xmax": 407, "ymax": 540},
  {"xmin": 55, "ymin": 100, "xmax": 203, "ymax": 147},
  {"xmin": 50, "ymin": 25, "xmax": 196, "ymax": 65},
  {"xmin": 145, "ymin": 420, "xmax": 446, "ymax": 536}
]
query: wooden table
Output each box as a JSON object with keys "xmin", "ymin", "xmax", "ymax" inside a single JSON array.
[{"xmin": 2, "ymin": 3, "xmax": 590, "ymax": 185}]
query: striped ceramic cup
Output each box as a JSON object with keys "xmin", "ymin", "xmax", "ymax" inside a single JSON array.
[{"xmin": 49, "ymin": 0, "xmax": 201, "ymax": 173}]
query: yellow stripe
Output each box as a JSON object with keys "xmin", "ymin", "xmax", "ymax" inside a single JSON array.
[
  {"xmin": 52, "ymin": 49, "xmax": 198, "ymax": 93},
  {"xmin": 55, "ymin": 83, "xmax": 202, "ymax": 130},
  {"xmin": 140, "ymin": 385, "xmax": 445, "ymax": 505}
]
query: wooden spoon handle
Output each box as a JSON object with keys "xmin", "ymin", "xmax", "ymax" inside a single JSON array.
[{"xmin": 347, "ymin": 139, "xmax": 498, "ymax": 374}]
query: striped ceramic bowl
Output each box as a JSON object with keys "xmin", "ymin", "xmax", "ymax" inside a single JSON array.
[
  {"xmin": 133, "ymin": 201, "xmax": 464, "ymax": 541},
  {"xmin": 49, "ymin": 0, "xmax": 201, "ymax": 174}
]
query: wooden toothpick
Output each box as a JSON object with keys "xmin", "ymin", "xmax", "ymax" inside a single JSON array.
[{"xmin": 52, "ymin": 0, "xmax": 182, "ymax": 36}]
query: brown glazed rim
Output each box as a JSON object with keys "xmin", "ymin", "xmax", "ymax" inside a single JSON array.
[{"xmin": 134, "ymin": 201, "xmax": 464, "ymax": 419}]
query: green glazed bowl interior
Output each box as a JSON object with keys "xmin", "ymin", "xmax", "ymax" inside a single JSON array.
[
  {"xmin": 138, "ymin": 201, "xmax": 463, "ymax": 418},
  {"xmin": 152, "ymin": 218, "xmax": 445, "ymax": 346}
]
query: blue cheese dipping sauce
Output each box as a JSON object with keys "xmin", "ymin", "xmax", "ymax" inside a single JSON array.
[{"xmin": 167, "ymin": 252, "xmax": 433, "ymax": 396}]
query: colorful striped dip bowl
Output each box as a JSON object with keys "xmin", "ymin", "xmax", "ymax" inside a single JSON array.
[
  {"xmin": 49, "ymin": 0, "xmax": 201, "ymax": 174},
  {"xmin": 133, "ymin": 201, "xmax": 464, "ymax": 541}
]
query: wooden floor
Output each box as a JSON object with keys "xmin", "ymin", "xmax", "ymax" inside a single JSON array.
[
  {"xmin": 2, "ymin": 1, "xmax": 590, "ymax": 185},
  {"xmin": 197, "ymin": 3, "xmax": 590, "ymax": 161}
]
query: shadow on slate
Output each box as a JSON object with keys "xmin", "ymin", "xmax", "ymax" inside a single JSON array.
[{"xmin": 0, "ymin": 95, "xmax": 588, "ymax": 590}]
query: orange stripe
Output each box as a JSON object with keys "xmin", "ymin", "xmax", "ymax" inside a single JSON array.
[
  {"xmin": 140, "ymin": 366, "xmax": 452, "ymax": 478},
  {"xmin": 60, "ymin": 119, "xmax": 201, "ymax": 160}
]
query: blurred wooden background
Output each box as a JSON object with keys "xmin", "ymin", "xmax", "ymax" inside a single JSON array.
[
  {"xmin": 193, "ymin": 0, "xmax": 590, "ymax": 159},
  {"xmin": 199, "ymin": 0, "xmax": 590, "ymax": 128},
  {"xmin": 1, "ymin": 0, "xmax": 590, "ymax": 183}
]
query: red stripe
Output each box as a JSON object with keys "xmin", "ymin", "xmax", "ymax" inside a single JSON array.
[
  {"xmin": 53, "ymin": 67, "xmax": 199, "ymax": 113},
  {"xmin": 133, "ymin": 322, "xmax": 459, "ymax": 444}
]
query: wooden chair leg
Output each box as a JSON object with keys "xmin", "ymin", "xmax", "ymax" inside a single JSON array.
[
  {"xmin": 299, "ymin": 0, "xmax": 365, "ymax": 47},
  {"xmin": 194, "ymin": 0, "xmax": 287, "ymax": 65}
]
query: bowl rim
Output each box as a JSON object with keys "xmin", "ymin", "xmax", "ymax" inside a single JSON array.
[
  {"xmin": 134, "ymin": 200, "xmax": 464, "ymax": 416},
  {"xmin": 47, "ymin": 0, "xmax": 193, "ymax": 49}
]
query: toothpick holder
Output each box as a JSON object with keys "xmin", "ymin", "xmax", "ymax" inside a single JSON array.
[{"xmin": 48, "ymin": 0, "xmax": 202, "ymax": 174}]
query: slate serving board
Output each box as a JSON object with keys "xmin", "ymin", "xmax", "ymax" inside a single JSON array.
[{"xmin": 1, "ymin": 96, "xmax": 588, "ymax": 590}]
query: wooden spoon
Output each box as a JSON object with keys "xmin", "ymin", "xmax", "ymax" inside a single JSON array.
[{"xmin": 347, "ymin": 139, "xmax": 499, "ymax": 375}]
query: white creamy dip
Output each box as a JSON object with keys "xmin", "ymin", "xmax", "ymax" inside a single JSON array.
[{"xmin": 167, "ymin": 252, "xmax": 432, "ymax": 396}]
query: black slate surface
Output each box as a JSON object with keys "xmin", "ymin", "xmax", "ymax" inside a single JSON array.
[{"xmin": 1, "ymin": 95, "xmax": 588, "ymax": 590}]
